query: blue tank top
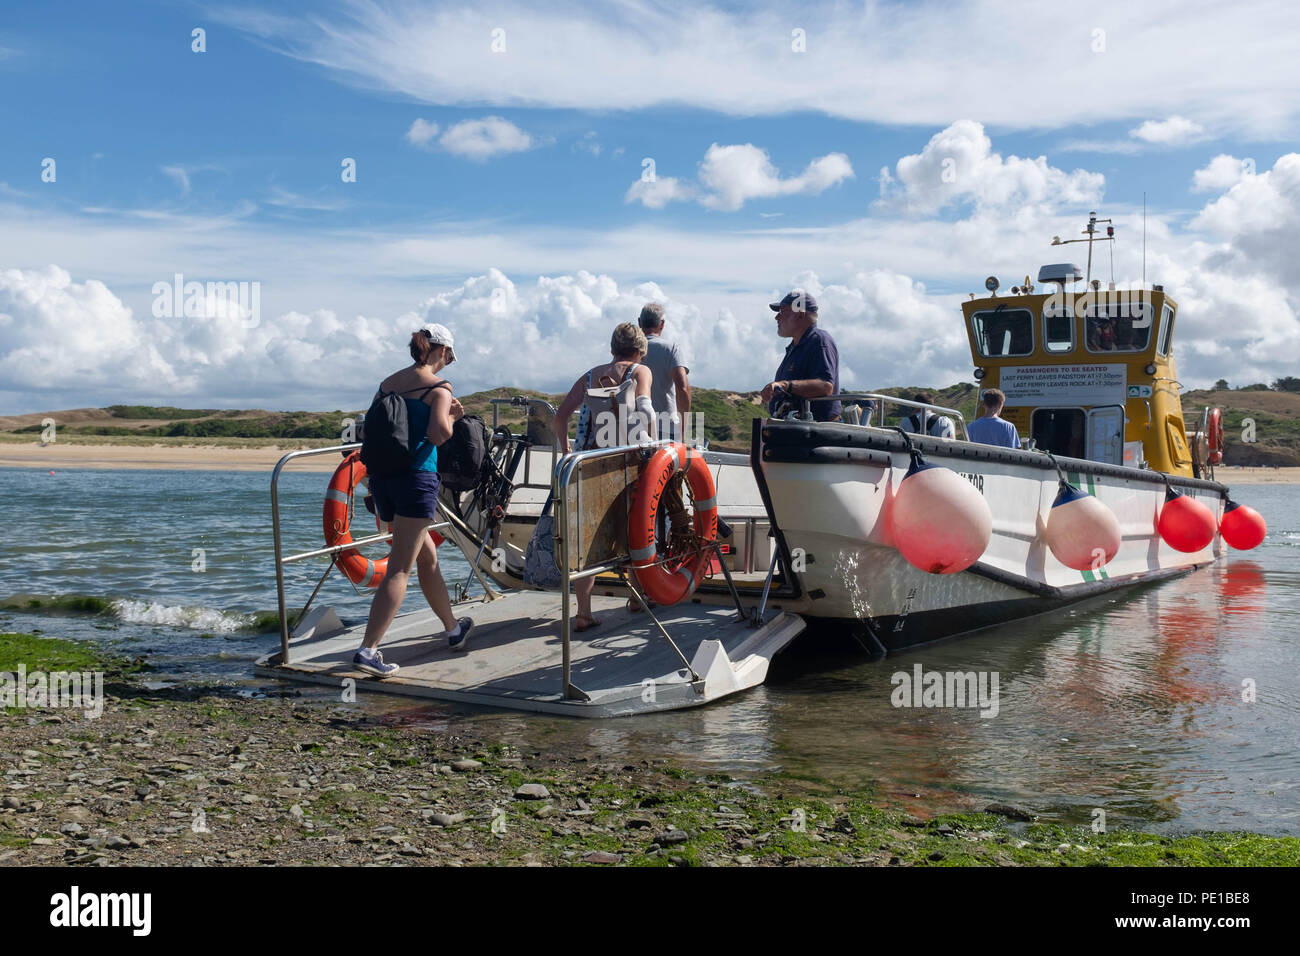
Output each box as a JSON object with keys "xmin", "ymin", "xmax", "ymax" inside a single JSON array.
[{"xmin": 405, "ymin": 395, "xmax": 439, "ymax": 472}]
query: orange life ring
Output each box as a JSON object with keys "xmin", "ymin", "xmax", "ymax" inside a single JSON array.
[
  {"xmin": 323, "ymin": 452, "xmax": 443, "ymax": 588},
  {"xmin": 628, "ymin": 443, "xmax": 719, "ymax": 606},
  {"xmin": 1207, "ymin": 407, "xmax": 1224, "ymax": 465}
]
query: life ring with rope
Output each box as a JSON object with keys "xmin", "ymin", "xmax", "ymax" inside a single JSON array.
[
  {"xmin": 627, "ymin": 443, "xmax": 719, "ymax": 606},
  {"xmin": 322, "ymin": 451, "xmax": 444, "ymax": 588},
  {"xmin": 1207, "ymin": 407, "xmax": 1224, "ymax": 465}
]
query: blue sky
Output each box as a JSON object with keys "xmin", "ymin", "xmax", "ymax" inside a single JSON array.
[{"xmin": 1, "ymin": 0, "xmax": 1298, "ymax": 412}]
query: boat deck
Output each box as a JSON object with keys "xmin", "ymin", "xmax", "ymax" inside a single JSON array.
[{"xmin": 254, "ymin": 590, "xmax": 804, "ymax": 718}]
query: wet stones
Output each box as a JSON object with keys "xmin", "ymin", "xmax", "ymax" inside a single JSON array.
[{"xmin": 426, "ymin": 812, "xmax": 466, "ymax": 827}]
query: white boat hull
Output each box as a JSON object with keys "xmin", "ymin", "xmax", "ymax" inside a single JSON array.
[{"xmin": 754, "ymin": 420, "xmax": 1225, "ymax": 651}]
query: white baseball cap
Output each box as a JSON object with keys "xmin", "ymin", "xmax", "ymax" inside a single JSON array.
[{"xmin": 423, "ymin": 323, "xmax": 455, "ymax": 363}]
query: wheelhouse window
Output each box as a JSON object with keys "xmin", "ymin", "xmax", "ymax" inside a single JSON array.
[
  {"xmin": 1158, "ymin": 303, "xmax": 1175, "ymax": 355},
  {"xmin": 1084, "ymin": 299, "xmax": 1153, "ymax": 353},
  {"xmin": 972, "ymin": 307, "xmax": 1034, "ymax": 357},
  {"xmin": 1042, "ymin": 300, "xmax": 1074, "ymax": 354}
]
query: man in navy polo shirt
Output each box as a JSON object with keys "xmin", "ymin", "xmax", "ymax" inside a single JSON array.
[{"xmin": 760, "ymin": 290, "xmax": 841, "ymax": 422}]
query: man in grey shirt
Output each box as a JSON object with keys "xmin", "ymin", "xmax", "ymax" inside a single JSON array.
[
  {"xmin": 638, "ymin": 303, "xmax": 691, "ymax": 442},
  {"xmin": 634, "ymin": 303, "xmax": 693, "ymax": 605}
]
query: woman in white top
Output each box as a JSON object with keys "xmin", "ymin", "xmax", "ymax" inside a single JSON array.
[{"xmin": 554, "ymin": 322, "xmax": 655, "ymax": 631}]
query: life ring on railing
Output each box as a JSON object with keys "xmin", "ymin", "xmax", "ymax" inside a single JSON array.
[
  {"xmin": 628, "ymin": 443, "xmax": 719, "ymax": 606},
  {"xmin": 1207, "ymin": 407, "xmax": 1224, "ymax": 465},
  {"xmin": 323, "ymin": 452, "xmax": 443, "ymax": 588}
]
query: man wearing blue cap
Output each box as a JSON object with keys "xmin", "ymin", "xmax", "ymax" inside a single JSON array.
[{"xmin": 760, "ymin": 290, "xmax": 841, "ymax": 422}]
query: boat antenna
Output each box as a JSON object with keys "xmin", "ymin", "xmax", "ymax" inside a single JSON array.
[
  {"xmin": 1142, "ymin": 193, "xmax": 1147, "ymax": 288},
  {"xmin": 1050, "ymin": 211, "xmax": 1114, "ymax": 286}
]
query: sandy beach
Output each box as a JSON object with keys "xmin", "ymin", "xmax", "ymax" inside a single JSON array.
[
  {"xmin": 0, "ymin": 439, "xmax": 343, "ymax": 473},
  {"xmin": 1212, "ymin": 466, "xmax": 1300, "ymax": 485}
]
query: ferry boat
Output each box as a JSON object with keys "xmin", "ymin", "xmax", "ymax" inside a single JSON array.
[
  {"xmin": 751, "ymin": 213, "xmax": 1244, "ymax": 650},
  {"xmin": 439, "ymin": 214, "xmax": 1259, "ymax": 652},
  {"xmin": 259, "ymin": 213, "xmax": 1266, "ymax": 715}
]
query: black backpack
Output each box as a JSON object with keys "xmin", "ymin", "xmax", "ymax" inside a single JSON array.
[
  {"xmin": 437, "ymin": 414, "xmax": 490, "ymax": 493},
  {"xmin": 359, "ymin": 384, "xmax": 440, "ymax": 478}
]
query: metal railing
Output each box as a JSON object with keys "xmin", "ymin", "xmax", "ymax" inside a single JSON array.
[
  {"xmin": 553, "ymin": 439, "xmax": 713, "ymax": 701},
  {"xmin": 488, "ymin": 396, "xmax": 560, "ymax": 492},
  {"xmin": 271, "ymin": 434, "xmax": 783, "ymax": 695},
  {"xmin": 783, "ymin": 390, "xmax": 968, "ymax": 439},
  {"xmin": 269, "ymin": 443, "xmax": 453, "ymax": 665}
]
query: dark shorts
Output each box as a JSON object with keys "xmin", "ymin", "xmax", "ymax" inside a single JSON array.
[{"xmin": 369, "ymin": 470, "xmax": 441, "ymax": 522}]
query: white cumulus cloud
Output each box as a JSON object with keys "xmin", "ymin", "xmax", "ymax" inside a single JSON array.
[
  {"xmin": 697, "ymin": 144, "xmax": 853, "ymax": 211},
  {"xmin": 437, "ymin": 117, "xmax": 533, "ymax": 161},
  {"xmin": 625, "ymin": 176, "xmax": 695, "ymax": 209},
  {"xmin": 627, "ymin": 143, "xmax": 852, "ymax": 211},
  {"xmin": 1192, "ymin": 154, "xmax": 1255, "ymax": 193},
  {"xmin": 0, "ymin": 266, "xmax": 176, "ymax": 395},
  {"xmin": 6, "ymin": 134, "xmax": 1300, "ymax": 407},
  {"xmin": 405, "ymin": 118, "xmax": 440, "ymax": 149},
  {"xmin": 1130, "ymin": 116, "xmax": 1206, "ymax": 146},
  {"xmin": 878, "ymin": 120, "xmax": 1105, "ymax": 216}
]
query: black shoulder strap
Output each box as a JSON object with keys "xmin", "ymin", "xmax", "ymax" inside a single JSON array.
[{"xmin": 397, "ymin": 384, "xmax": 443, "ymax": 400}]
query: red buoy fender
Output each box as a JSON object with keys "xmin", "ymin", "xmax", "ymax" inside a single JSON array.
[
  {"xmin": 323, "ymin": 452, "xmax": 443, "ymax": 588},
  {"xmin": 628, "ymin": 443, "xmax": 719, "ymax": 605},
  {"xmin": 1156, "ymin": 486, "xmax": 1217, "ymax": 554},
  {"xmin": 1219, "ymin": 499, "xmax": 1266, "ymax": 550}
]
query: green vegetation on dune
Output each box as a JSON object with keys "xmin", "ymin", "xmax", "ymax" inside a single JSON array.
[
  {"xmin": 105, "ymin": 405, "xmax": 222, "ymax": 420},
  {"xmin": 1181, "ymin": 388, "xmax": 1300, "ymax": 466},
  {"xmin": 159, "ymin": 414, "xmax": 346, "ymax": 439},
  {"xmin": 13, "ymin": 412, "xmax": 349, "ymax": 441}
]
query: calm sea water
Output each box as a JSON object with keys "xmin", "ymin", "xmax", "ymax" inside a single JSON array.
[{"xmin": 1, "ymin": 465, "xmax": 1296, "ymax": 834}]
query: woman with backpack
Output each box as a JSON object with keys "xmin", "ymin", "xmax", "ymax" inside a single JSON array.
[
  {"xmin": 354, "ymin": 324, "xmax": 473, "ymax": 678},
  {"xmin": 553, "ymin": 322, "xmax": 656, "ymax": 631}
]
